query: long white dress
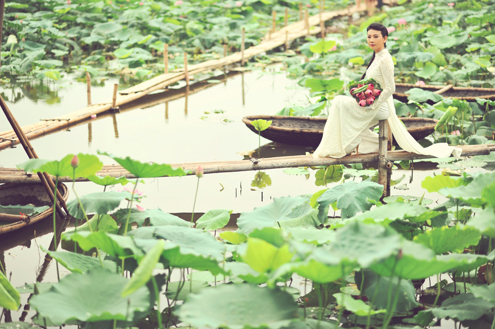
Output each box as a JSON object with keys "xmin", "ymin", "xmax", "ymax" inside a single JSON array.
[{"xmin": 313, "ymin": 48, "xmax": 462, "ymax": 159}]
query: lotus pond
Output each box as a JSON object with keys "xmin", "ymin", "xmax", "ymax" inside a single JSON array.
[{"xmin": 2, "ymin": 0, "xmax": 495, "ymax": 328}]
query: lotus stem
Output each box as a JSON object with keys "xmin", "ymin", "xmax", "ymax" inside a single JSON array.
[
  {"xmin": 122, "ymin": 179, "xmax": 139, "ymax": 274},
  {"xmin": 52, "ymin": 176, "xmax": 60, "ymax": 282},
  {"xmin": 366, "ymin": 276, "xmax": 381, "ymax": 329},
  {"xmin": 433, "ymin": 274, "xmax": 441, "ymax": 307},
  {"xmin": 152, "ymin": 276, "xmax": 163, "ymax": 329},
  {"xmin": 336, "ymin": 264, "xmax": 346, "ymax": 326},
  {"xmin": 382, "ymin": 277, "xmax": 402, "ymax": 329},
  {"xmin": 191, "ymin": 177, "xmax": 200, "ymax": 226},
  {"xmin": 258, "ymin": 130, "xmax": 261, "ymax": 159}
]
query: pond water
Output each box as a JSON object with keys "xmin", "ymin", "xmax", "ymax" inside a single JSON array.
[{"xmin": 0, "ymin": 67, "xmax": 470, "ymax": 328}]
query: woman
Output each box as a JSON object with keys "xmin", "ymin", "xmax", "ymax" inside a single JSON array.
[{"xmin": 313, "ymin": 23, "xmax": 461, "ymax": 159}]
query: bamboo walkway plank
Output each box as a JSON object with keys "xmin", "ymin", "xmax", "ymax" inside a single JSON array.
[
  {"xmin": 0, "ymin": 2, "xmax": 380, "ymax": 151},
  {"xmin": 1, "ymin": 144, "xmax": 493, "ymax": 184}
]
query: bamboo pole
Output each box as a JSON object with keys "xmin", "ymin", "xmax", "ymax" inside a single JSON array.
[
  {"xmin": 241, "ymin": 27, "xmax": 245, "ymax": 66},
  {"xmin": 272, "ymin": 10, "xmax": 276, "ymax": 32},
  {"xmin": 111, "ymin": 83, "xmax": 118, "ymax": 109},
  {"xmin": 299, "ymin": 3, "xmax": 303, "ymax": 21},
  {"xmin": 86, "ymin": 72, "xmax": 91, "ymax": 106},
  {"xmin": 184, "ymin": 52, "xmax": 189, "ymax": 86},
  {"xmin": 112, "ymin": 114, "xmax": 119, "ymax": 138},
  {"xmin": 285, "ymin": 30, "xmax": 289, "ymax": 51},
  {"xmin": 378, "ymin": 120, "xmax": 390, "ymax": 197},
  {"xmin": 285, "ymin": 8, "xmax": 288, "ymax": 27},
  {"xmin": 319, "ymin": 0, "xmax": 325, "ymax": 39},
  {"xmin": 223, "ymin": 44, "xmax": 227, "ymax": 57},
  {"xmin": 0, "ymin": 0, "xmax": 5, "ymax": 69},
  {"xmin": 305, "ymin": 10, "xmax": 310, "ymax": 36},
  {"xmin": 164, "ymin": 43, "xmax": 169, "ymax": 74}
]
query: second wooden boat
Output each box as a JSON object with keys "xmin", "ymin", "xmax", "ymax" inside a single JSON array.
[
  {"xmin": 242, "ymin": 115, "xmax": 438, "ymax": 147},
  {"xmin": 394, "ymin": 83, "xmax": 495, "ymax": 102},
  {"xmin": 0, "ymin": 182, "xmax": 69, "ymax": 235}
]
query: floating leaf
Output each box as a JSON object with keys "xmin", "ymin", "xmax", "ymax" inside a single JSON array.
[
  {"xmin": 421, "ymin": 174, "xmax": 465, "ymax": 192},
  {"xmin": 113, "ymin": 208, "xmax": 190, "ymax": 228},
  {"xmin": 196, "ymin": 209, "xmax": 232, "ymax": 231},
  {"xmin": 30, "ymin": 268, "xmax": 150, "ymax": 325},
  {"xmin": 178, "ymin": 284, "xmax": 299, "ymax": 328},
  {"xmin": 405, "ymin": 88, "xmax": 443, "ymax": 103},
  {"xmin": 0, "ymin": 204, "xmax": 49, "ymax": 216}
]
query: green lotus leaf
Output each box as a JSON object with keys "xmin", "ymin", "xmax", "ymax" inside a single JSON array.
[
  {"xmin": 421, "ymin": 174, "xmax": 465, "ymax": 192},
  {"xmin": 309, "ymin": 39, "xmax": 336, "ymax": 54},
  {"xmin": 437, "ymin": 251, "xmax": 494, "ymax": 272},
  {"xmin": 431, "ymin": 294, "xmax": 491, "ymax": 321},
  {"xmin": 45, "ymin": 249, "xmax": 116, "ymax": 274},
  {"xmin": 92, "ymin": 21, "xmax": 123, "ymax": 35},
  {"xmin": 0, "ymin": 271, "xmax": 20, "ymax": 310},
  {"xmin": 131, "ymin": 226, "xmax": 226, "ymax": 275},
  {"xmin": 283, "ymin": 168, "xmax": 310, "ymax": 175},
  {"xmin": 73, "ymin": 214, "xmax": 119, "ymax": 233},
  {"xmin": 486, "ymin": 35, "xmax": 495, "ymax": 44},
  {"xmin": 344, "ymin": 202, "xmax": 429, "ymax": 226},
  {"xmin": 249, "ymin": 227, "xmax": 285, "ymax": 247},
  {"xmin": 242, "ymin": 238, "xmax": 293, "ymax": 274},
  {"xmin": 466, "ymin": 207, "xmax": 495, "ymax": 238},
  {"xmin": 317, "ymin": 180, "xmax": 383, "ymax": 219},
  {"xmin": 178, "ymin": 284, "xmax": 299, "ymax": 329},
  {"xmin": 98, "ymin": 151, "xmax": 188, "ymax": 178},
  {"xmin": 0, "ymin": 204, "xmax": 49, "ymax": 216},
  {"xmin": 251, "ymin": 171, "xmax": 272, "ymax": 188},
  {"xmin": 429, "ymin": 35, "xmax": 456, "ymax": 49},
  {"xmin": 251, "ymin": 119, "xmax": 272, "ymax": 132},
  {"xmin": 114, "ymin": 48, "xmax": 134, "ymax": 59},
  {"xmin": 196, "ymin": 209, "xmax": 232, "ymax": 231},
  {"xmin": 225, "ymin": 262, "xmax": 268, "ymax": 284},
  {"xmin": 122, "ymin": 240, "xmax": 165, "ymax": 297},
  {"xmin": 470, "ymin": 283, "xmax": 495, "ymax": 304},
  {"xmin": 113, "ymin": 208, "xmax": 190, "ymax": 228},
  {"xmin": 17, "ymin": 153, "xmax": 103, "ymax": 179},
  {"xmin": 67, "ymin": 191, "xmax": 133, "ymax": 219},
  {"xmin": 439, "ymin": 172, "xmax": 495, "ymax": 206},
  {"xmin": 237, "ymin": 195, "xmax": 320, "ymax": 234},
  {"xmin": 305, "ymin": 78, "xmax": 344, "ymax": 92},
  {"xmin": 165, "ymin": 280, "xmax": 210, "ymax": 301},
  {"xmin": 413, "ymin": 225, "xmax": 481, "ymax": 254},
  {"xmin": 0, "ymin": 323, "xmax": 41, "ymax": 329},
  {"xmin": 315, "ymin": 165, "xmax": 344, "ymax": 186},
  {"xmin": 30, "ymin": 268, "xmax": 150, "ymax": 325},
  {"xmin": 283, "ymin": 227, "xmax": 334, "ymax": 245},
  {"xmin": 333, "ymin": 293, "xmax": 386, "ymax": 316},
  {"xmin": 355, "ymin": 269, "xmax": 418, "ymax": 313},
  {"xmin": 219, "ymin": 231, "xmax": 247, "ymax": 244},
  {"xmin": 62, "ymin": 231, "xmax": 144, "ymax": 259},
  {"xmin": 405, "ymin": 88, "xmax": 443, "ymax": 103},
  {"xmin": 349, "ymin": 56, "xmax": 365, "ymax": 65},
  {"xmin": 425, "ymin": 46, "xmax": 448, "ymax": 66},
  {"xmin": 87, "ymin": 175, "xmax": 131, "ymax": 186},
  {"xmin": 415, "ymin": 62, "xmax": 437, "ymax": 79}
]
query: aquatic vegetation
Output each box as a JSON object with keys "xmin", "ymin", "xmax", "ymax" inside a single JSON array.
[{"xmin": 7, "ymin": 152, "xmax": 495, "ymax": 328}]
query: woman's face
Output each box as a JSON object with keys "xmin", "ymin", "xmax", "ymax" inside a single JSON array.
[{"xmin": 367, "ymin": 29, "xmax": 387, "ymax": 52}]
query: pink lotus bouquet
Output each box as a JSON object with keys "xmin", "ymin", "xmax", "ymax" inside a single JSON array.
[{"xmin": 348, "ymin": 78, "xmax": 383, "ymax": 107}]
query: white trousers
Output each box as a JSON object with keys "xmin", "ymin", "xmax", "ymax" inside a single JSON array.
[{"xmin": 344, "ymin": 102, "xmax": 390, "ymax": 154}]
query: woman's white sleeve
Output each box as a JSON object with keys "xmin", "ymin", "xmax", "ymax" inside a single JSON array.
[{"xmin": 371, "ymin": 57, "xmax": 396, "ymax": 111}]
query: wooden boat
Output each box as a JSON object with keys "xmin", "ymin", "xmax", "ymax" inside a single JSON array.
[
  {"xmin": 394, "ymin": 83, "xmax": 495, "ymax": 102},
  {"xmin": 0, "ymin": 182, "xmax": 69, "ymax": 235},
  {"xmin": 242, "ymin": 115, "xmax": 438, "ymax": 147}
]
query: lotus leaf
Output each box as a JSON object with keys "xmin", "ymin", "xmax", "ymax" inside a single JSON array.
[
  {"xmin": 0, "ymin": 270, "xmax": 20, "ymax": 310},
  {"xmin": 415, "ymin": 62, "xmax": 437, "ymax": 79},
  {"xmin": 196, "ymin": 209, "xmax": 232, "ymax": 231},
  {"xmin": 242, "ymin": 238, "xmax": 293, "ymax": 274},
  {"xmin": 67, "ymin": 191, "xmax": 134, "ymax": 219},
  {"xmin": 413, "ymin": 226, "xmax": 481, "ymax": 254},
  {"xmin": 315, "ymin": 165, "xmax": 344, "ymax": 185},
  {"xmin": 333, "ymin": 293, "xmax": 386, "ymax": 316},
  {"xmin": 62, "ymin": 231, "xmax": 144, "ymax": 259},
  {"xmin": 317, "ymin": 180, "xmax": 383, "ymax": 219},
  {"xmin": 470, "ymin": 283, "xmax": 495, "ymax": 304},
  {"xmin": 225, "ymin": 262, "xmax": 268, "ymax": 284},
  {"xmin": 309, "ymin": 40, "xmax": 336, "ymax": 54},
  {"xmin": 426, "ymin": 46, "xmax": 448, "ymax": 66},
  {"xmin": 405, "ymin": 88, "xmax": 443, "ymax": 103},
  {"xmin": 237, "ymin": 195, "xmax": 319, "ymax": 234},
  {"xmin": 98, "ymin": 151, "xmax": 188, "ymax": 178},
  {"xmin": 122, "ymin": 240, "xmax": 165, "ymax": 297},
  {"xmin": 429, "ymin": 35, "xmax": 456, "ymax": 49},
  {"xmin": 87, "ymin": 175, "xmax": 131, "ymax": 186},
  {"xmin": 439, "ymin": 172, "xmax": 495, "ymax": 206},
  {"xmin": 17, "ymin": 153, "xmax": 103, "ymax": 179},
  {"xmin": 466, "ymin": 207, "xmax": 495, "ymax": 237},
  {"xmin": 165, "ymin": 280, "xmax": 210, "ymax": 301},
  {"xmin": 345, "ymin": 202, "xmax": 429, "ymax": 225},
  {"xmin": 178, "ymin": 284, "xmax": 299, "ymax": 329},
  {"xmin": 421, "ymin": 174, "xmax": 465, "ymax": 192},
  {"xmin": 355, "ymin": 269, "xmax": 418, "ymax": 313},
  {"xmin": 30, "ymin": 268, "xmax": 150, "ymax": 325},
  {"xmin": 219, "ymin": 231, "xmax": 247, "ymax": 244},
  {"xmin": 45, "ymin": 249, "xmax": 116, "ymax": 274},
  {"xmin": 0, "ymin": 204, "xmax": 49, "ymax": 216},
  {"xmin": 113, "ymin": 208, "xmax": 190, "ymax": 228},
  {"xmin": 73, "ymin": 214, "xmax": 119, "ymax": 233},
  {"xmin": 283, "ymin": 227, "xmax": 334, "ymax": 245},
  {"xmin": 431, "ymin": 293, "xmax": 491, "ymax": 321},
  {"xmin": 305, "ymin": 78, "xmax": 344, "ymax": 92}
]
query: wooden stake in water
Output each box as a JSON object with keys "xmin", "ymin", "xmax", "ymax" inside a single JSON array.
[
  {"xmin": 305, "ymin": 10, "xmax": 309, "ymax": 36},
  {"xmin": 241, "ymin": 27, "xmax": 245, "ymax": 66},
  {"xmin": 268, "ymin": 30, "xmax": 272, "ymax": 40},
  {"xmin": 284, "ymin": 7, "xmax": 288, "ymax": 27},
  {"xmin": 299, "ymin": 3, "xmax": 303, "ymax": 21},
  {"xmin": 111, "ymin": 83, "xmax": 118, "ymax": 109},
  {"xmin": 164, "ymin": 44, "xmax": 169, "ymax": 74},
  {"xmin": 184, "ymin": 52, "xmax": 189, "ymax": 86},
  {"xmin": 378, "ymin": 120, "xmax": 390, "ymax": 197},
  {"xmin": 272, "ymin": 10, "xmax": 276, "ymax": 32},
  {"xmin": 285, "ymin": 30, "xmax": 289, "ymax": 51},
  {"xmin": 319, "ymin": 1, "xmax": 325, "ymax": 39},
  {"xmin": 86, "ymin": 72, "xmax": 91, "ymax": 106},
  {"xmin": 223, "ymin": 44, "xmax": 227, "ymax": 57}
]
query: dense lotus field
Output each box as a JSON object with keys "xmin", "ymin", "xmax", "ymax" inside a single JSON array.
[{"xmin": 2, "ymin": 0, "xmax": 495, "ymax": 328}]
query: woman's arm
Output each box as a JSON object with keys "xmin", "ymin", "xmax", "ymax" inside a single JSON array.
[{"xmin": 371, "ymin": 56, "xmax": 396, "ymax": 111}]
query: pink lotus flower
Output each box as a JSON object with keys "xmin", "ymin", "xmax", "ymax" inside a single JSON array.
[
  {"xmin": 447, "ymin": 2, "xmax": 454, "ymax": 6},
  {"xmin": 366, "ymin": 97, "xmax": 375, "ymax": 105},
  {"xmin": 451, "ymin": 130, "xmax": 460, "ymax": 136},
  {"xmin": 196, "ymin": 166, "xmax": 204, "ymax": 178},
  {"xmin": 428, "ymin": 3, "xmax": 433, "ymax": 7},
  {"xmin": 15, "ymin": 15, "xmax": 18, "ymax": 18},
  {"xmin": 67, "ymin": 0, "xmax": 71, "ymax": 4},
  {"xmin": 331, "ymin": 46, "xmax": 337, "ymax": 51},
  {"xmin": 372, "ymin": 89, "xmax": 381, "ymax": 97},
  {"xmin": 387, "ymin": 26, "xmax": 395, "ymax": 33},
  {"xmin": 136, "ymin": 204, "xmax": 145, "ymax": 211},
  {"xmin": 174, "ymin": 0, "xmax": 183, "ymax": 4},
  {"xmin": 235, "ymin": 1, "xmax": 242, "ymax": 6},
  {"xmin": 415, "ymin": 80, "xmax": 426, "ymax": 86},
  {"xmin": 398, "ymin": 18, "xmax": 406, "ymax": 26},
  {"xmin": 71, "ymin": 155, "xmax": 79, "ymax": 168},
  {"xmin": 139, "ymin": 1, "xmax": 143, "ymax": 4},
  {"xmin": 22, "ymin": 37, "xmax": 25, "ymax": 41},
  {"xmin": 365, "ymin": 90, "xmax": 373, "ymax": 97},
  {"xmin": 91, "ymin": 114, "xmax": 97, "ymax": 119},
  {"xmin": 306, "ymin": 4, "xmax": 311, "ymax": 7},
  {"xmin": 359, "ymin": 100, "xmax": 367, "ymax": 107},
  {"xmin": 20, "ymin": 20, "xmax": 23, "ymax": 23}
]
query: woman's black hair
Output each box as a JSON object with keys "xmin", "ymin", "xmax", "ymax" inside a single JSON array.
[{"xmin": 361, "ymin": 23, "xmax": 389, "ymax": 80}]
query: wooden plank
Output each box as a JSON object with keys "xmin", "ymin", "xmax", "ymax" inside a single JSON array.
[{"xmin": 1, "ymin": 144, "xmax": 492, "ymax": 184}]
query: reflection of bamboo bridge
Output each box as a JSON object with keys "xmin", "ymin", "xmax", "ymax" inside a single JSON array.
[
  {"xmin": 0, "ymin": 2, "xmax": 384, "ymax": 151},
  {"xmin": 1, "ymin": 144, "xmax": 493, "ymax": 184}
]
